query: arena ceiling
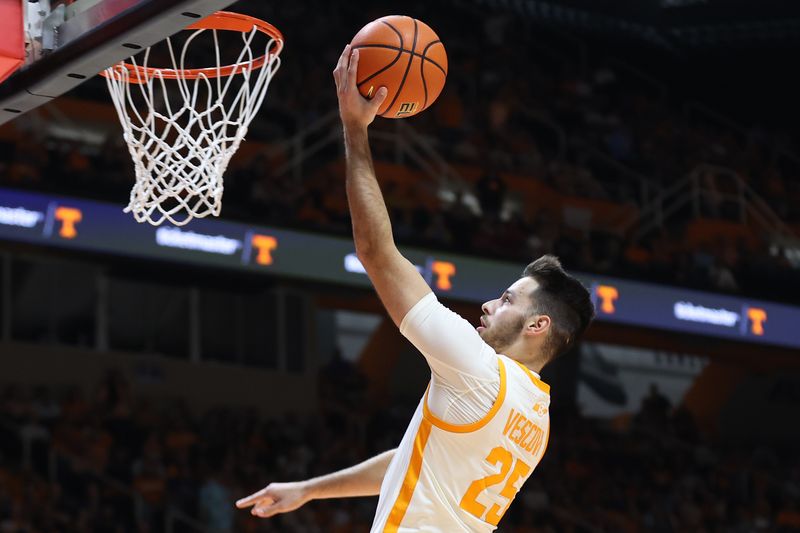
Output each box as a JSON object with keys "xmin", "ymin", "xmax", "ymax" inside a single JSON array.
[{"xmin": 463, "ymin": 0, "xmax": 800, "ymax": 51}]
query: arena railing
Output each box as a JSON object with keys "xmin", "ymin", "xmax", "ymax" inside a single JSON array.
[
  {"xmin": 269, "ymin": 109, "xmax": 469, "ymax": 202},
  {"xmin": 571, "ymin": 137, "xmax": 661, "ymax": 208},
  {"xmin": 628, "ymin": 163, "xmax": 796, "ymax": 243}
]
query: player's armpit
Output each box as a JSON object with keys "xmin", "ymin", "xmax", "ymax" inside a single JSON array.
[{"xmin": 359, "ymin": 246, "xmax": 432, "ymax": 328}]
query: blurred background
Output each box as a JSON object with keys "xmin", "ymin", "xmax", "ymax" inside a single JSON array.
[{"xmin": 1, "ymin": 0, "xmax": 800, "ymax": 531}]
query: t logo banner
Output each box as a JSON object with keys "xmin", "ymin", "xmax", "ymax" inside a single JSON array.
[
  {"xmin": 251, "ymin": 234, "xmax": 278, "ymax": 265},
  {"xmin": 54, "ymin": 207, "xmax": 82, "ymax": 239},
  {"xmin": 595, "ymin": 284, "xmax": 619, "ymax": 314},
  {"xmin": 430, "ymin": 260, "xmax": 455, "ymax": 291},
  {"xmin": 746, "ymin": 307, "xmax": 767, "ymax": 336}
]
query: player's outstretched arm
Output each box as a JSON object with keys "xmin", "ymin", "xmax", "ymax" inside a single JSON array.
[
  {"xmin": 332, "ymin": 44, "xmax": 432, "ymax": 327},
  {"xmin": 235, "ymin": 449, "xmax": 396, "ymax": 518}
]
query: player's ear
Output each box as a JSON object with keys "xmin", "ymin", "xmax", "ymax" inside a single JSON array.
[{"xmin": 524, "ymin": 314, "xmax": 550, "ymax": 338}]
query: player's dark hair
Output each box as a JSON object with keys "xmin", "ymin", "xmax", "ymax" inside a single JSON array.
[{"xmin": 522, "ymin": 255, "xmax": 595, "ymax": 362}]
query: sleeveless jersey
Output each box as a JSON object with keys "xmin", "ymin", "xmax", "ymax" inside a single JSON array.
[{"xmin": 370, "ymin": 354, "xmax": 551, "ymax": 532}]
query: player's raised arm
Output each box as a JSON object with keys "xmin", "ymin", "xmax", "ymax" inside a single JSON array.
[{"xmin": 333, "ymin": 44, "xmax": 432, "ymax": 327}]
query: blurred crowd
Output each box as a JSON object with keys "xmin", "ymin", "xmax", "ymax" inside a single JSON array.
[
  {"xmin": 1, "ymin": 0, "xmax": 799, "ymax": 302},
  {"xmin": 1, "ymin": 366, "xmax": 799, "ymax": 533},
  {"xmin": 3, "ymin": 2, "xmax": 800, "ymax": 532}
]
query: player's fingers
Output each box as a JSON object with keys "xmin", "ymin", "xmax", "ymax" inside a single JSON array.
[
  {"xmin": 253, "ymin": 502, "xmax": 284, "ymax": 518},
  {"xmin": 333, "ymin": 68, "xmax": 341, "ymax": 89},
  {"xmin": 347, "ymin": 48, "xmax": 359, "ymax": 86},
  {"xmin": 236, "ymin": 494, "xmax": 259, "ymax": 508},
  {"xmin": 236, "ymin": 496, "xmax": 258, "ymax": 509},
  {"xmin": 333, "ymin": 45, "xmax": 350, "ymax": 89},
  {"xmin": 236, "ymin": 490, "xmax": 273, "ymax": 508},
  {"xmin": 334, "ymin": 44, "xmax": 349, "ymax": 75},
  {"xmin": 370, "ymin": 87, "xmax": 388, "ymax": 113}
]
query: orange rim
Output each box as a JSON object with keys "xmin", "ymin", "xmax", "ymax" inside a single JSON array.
[{"xmin": 101, "ymin": 11, "xmax": 283, "ymax": 84}]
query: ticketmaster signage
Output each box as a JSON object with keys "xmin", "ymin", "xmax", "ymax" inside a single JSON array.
[{"xmin": 0, "ymin": 187, "xmax": 798, "ymax": 350}]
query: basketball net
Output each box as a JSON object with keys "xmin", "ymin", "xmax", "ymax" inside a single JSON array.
[{"xmin": 103, "ymin": 13, "xmax": 283, "ymax": 226}]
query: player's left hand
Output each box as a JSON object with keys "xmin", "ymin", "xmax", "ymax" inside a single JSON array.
[
  {"xmin": 333, "ymin": 44, "xmax": 388, "ymax": 129},
  {"xmin": 235, "ymin": 481, "xmax": 310, "ymax": 518}
]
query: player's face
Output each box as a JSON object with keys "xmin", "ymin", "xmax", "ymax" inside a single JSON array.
[{"xmin": 478, "ymin": 277, "xmax": 538, "ymax": 353}]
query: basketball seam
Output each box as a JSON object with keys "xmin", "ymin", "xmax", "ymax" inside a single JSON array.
[
  {"xmin": 420, "ymin": 50, "xmax": 428, "ymax": 110},
  {"xmin": 350, "ymin": 44, "xmax": 446, "ymax": 75},
  {"xmin": 382, "ymin": 17, "xmax": 418, "ymax": 116},
  {"xmin": 355, "ymin": 22, "xmax": 404, "ymax": 88},
  {"xmin": 419, "ymin": 39, "xmax": 443, "ymax": 110}
]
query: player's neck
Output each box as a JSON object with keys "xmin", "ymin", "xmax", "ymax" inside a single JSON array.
[{"xmin": 503, "ymin": 343, "xmax": 545, "ymax": 374}]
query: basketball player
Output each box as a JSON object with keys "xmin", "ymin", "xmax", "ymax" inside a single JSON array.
[{"xmin": 235, "ymin": 45, "xmax": 595, "ymax": 531}]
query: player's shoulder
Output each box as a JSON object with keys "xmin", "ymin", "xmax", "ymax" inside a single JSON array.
[{"xmin": 400, "ymin": 292, "xmax": 489, "ymax": 345}]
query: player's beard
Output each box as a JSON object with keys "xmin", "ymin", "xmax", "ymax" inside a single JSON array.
[{"xmin": 480, "ymin": 312, "xmax": 526, "ymax": 354}]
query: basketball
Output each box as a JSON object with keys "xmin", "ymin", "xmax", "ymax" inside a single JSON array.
[{"xmin": 350, "ymin": 15, "xmax": 448, "ymax": 119}]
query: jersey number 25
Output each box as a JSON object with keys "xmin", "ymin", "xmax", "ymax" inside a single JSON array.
[{"xmin": 459, "ymin": 446, "xmax": 531, "ymax": 526}]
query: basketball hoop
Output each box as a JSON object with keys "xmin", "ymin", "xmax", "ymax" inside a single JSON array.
[{"xmin": 101, "ymin": 11, "xmax": 283, "ymax": 226}]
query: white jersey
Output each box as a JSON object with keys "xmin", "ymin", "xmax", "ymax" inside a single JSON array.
[{"xmin": 371, "ymin": 294, "xmax": 551, "ymax": 532}]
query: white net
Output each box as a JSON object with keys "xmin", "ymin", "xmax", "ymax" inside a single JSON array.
[{"xmin": 104, "ymin": 22, "xmax": 282, "ymax": 226}]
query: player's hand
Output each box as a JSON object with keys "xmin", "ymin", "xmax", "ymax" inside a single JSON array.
[
  {"xmin": 235, "ymin": 481, "xmax": 311, "ymax": 518},
  {"xmin": 333, "ymin": 44, "xmax": 388, "ymax": 129}
]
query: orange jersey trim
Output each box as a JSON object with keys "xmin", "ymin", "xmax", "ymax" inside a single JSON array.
[
  {"xmin": 384, "ymin": 418, "xmax": 433, "ymax": 532},
  {"xmin": 422, "ymin": 358, "xmax": 507, "ymax": 433},
  {"xmin": 512, "ymin": 360, "xmax": 550, "ymax": 395}
]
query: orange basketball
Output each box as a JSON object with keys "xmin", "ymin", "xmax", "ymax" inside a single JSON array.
[{"xmin": 350, "ymin": 15, "xmax": 447, "ymax": 119}]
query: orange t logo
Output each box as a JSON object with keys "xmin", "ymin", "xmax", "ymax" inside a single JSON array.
[
  {"xmin": 431, "ymin": 261, "xmax": 455, "ymax": 290},
  {"xmin": 595, "ymin": 285, "xmax": 619, "ymax": 314},
  {"xmin": 747, "ymin": 307, "xmax": 766, "ymax": 336},
  {"xmin": 54, "ymin": 207, "xmax": 82, "ymax": 239},
  {"xmin": 251, "ymin": 235, "xmax": 278, "ymax": 265}
]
